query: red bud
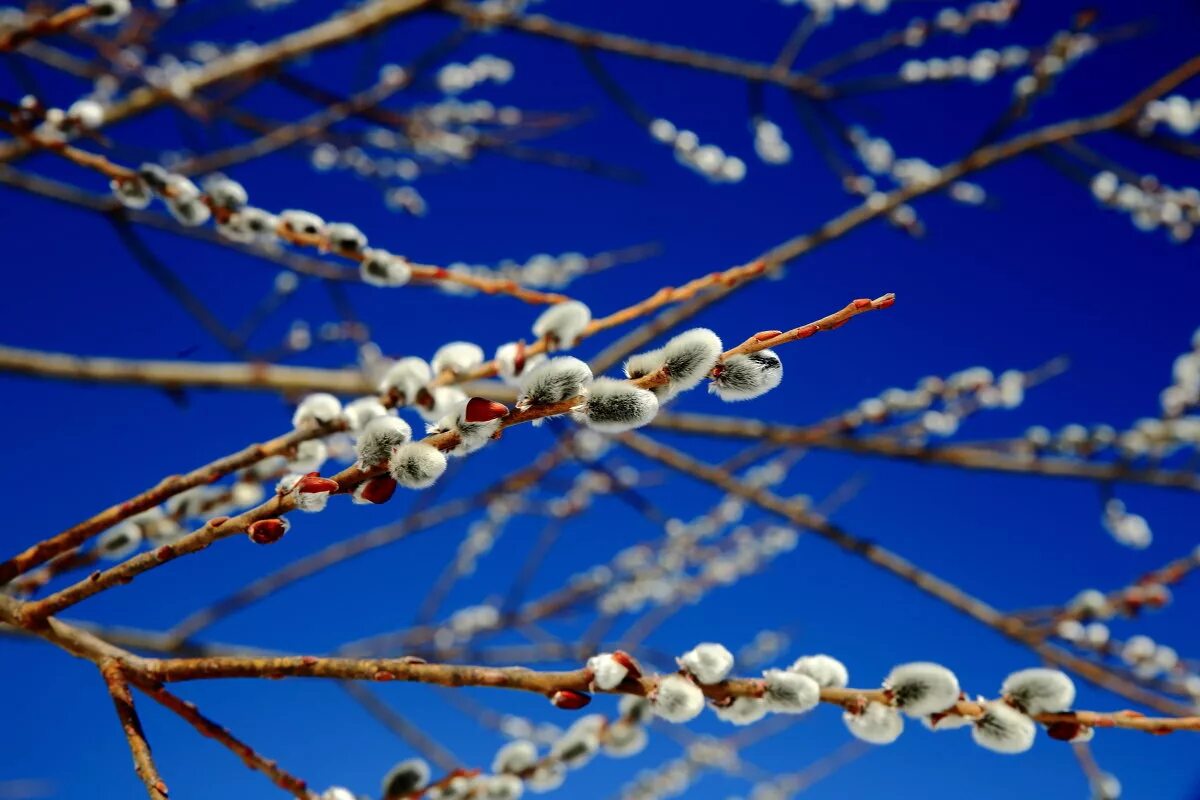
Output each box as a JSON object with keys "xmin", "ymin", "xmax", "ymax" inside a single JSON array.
[
  {"xmin": 550, "ymin": 689, "xmax": 592, "ymax": 710},
  {"xmin": 1046, "ymin": 721, "xmax": 1086, "ymax": 742},
  {"xmin": 612, "ymin": 650, "xmax": 642, "ymax": 680},
  {"xmin": 853, "ymin": 298, "xmax": 872, "ymax": 309},
  {"xmin": 875, "ymin": 294, "xmax": 896, "ymax": 309},
  {"xmin": 248, "ymin": 518, "xmax": 290, "ymax": 545},
  {"xmin": 354, "ymin": 476, "xmax": 397, "ymax": 505},
  {"xmin": 296, "ymin": 474, "xmax": 339, "ymax": 494},
  {"xmin": 513, "ymin": 339, "xmax": 527, "ymax": 375},
  {"xmin": 464, "ymin": 397, "xmax": 509, "ymax": 423},
  {"xmin": 753, "ymin": 330, "xmax": 782, "ymax": 341}
]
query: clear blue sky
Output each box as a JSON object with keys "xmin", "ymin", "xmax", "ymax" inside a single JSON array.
[{"xmin": 1, "ymin": 0, "xmax": 1199, "ymax": 797}]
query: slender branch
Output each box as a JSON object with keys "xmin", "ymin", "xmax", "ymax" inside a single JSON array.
[
  {"xmin": 647, "ymin": 411, "xmax": 1200, "ymax": 492},
  {"xmin": 134, "ymin": 680, "xmax": 314, "ymax": 799},
  {"xmin": 0, "ymin": 5, "xmax": 95, "ymax": 53},
  {"xmin": 100, "ymin": 661, "xmax": 170, "ymax": 800}
]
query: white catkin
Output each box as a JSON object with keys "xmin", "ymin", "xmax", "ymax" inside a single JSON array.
[
  {"xmin": 432, "ymin": 341, "xmax": 485, "ymax": 375},
  {"xmin": 343, "ymin": 397, "xmax": 390, "ymax": 431},
  {"xmin": 624, "ymin": 348, "xmax": 665, "ymax": 383},
  {"xmin": 356, "ymin": 416, "xmax": 412, "ymax": 467},
  {"xmin": 382, "ymin": 758, "xmax": 431, "ymax": 796},
  {"xmin": 655, "ymin": 328, "xmax": 723, "ymax": 399},
  {"xmin": 653, "ymin": 674, "xmax": 706, "ymax": 722},
  {"xmin": 762, "ymin": 669, "xmax": 820, "ymax": 713},
  {"xmin": 678, "ymin": 643, "xmax": 734, "ymax": 685},
  {"xmin": 587, "ymin": 653, "xmax": 630, "ymax": 690},
  {"xmin": 601, "ymin": 721, "xmax": 648, "ymax": 757},
  {"xmin": 710, "ymin": 350, "xmax": 783, "ymax": 401},
  {"xmin": 495, "ymin": 342, "xmax": 546, "ymax": 385},
  {"xmin": 972, "ymin": 700, "xmax": 1037, "ymax": 754},
  {"xmin": 1000, "ymin": 668, "xmax": 1076, "ymax": 715},
  {"xmin": 389, "ymin": 442, "xmax": 447, "ymax": 488},
  {"xmin": 884, "ymin": 662, "xmax": 961, "ymax": 717},
  {"xmin": 527, "ymin": 763, "xmax": 565, "ymax": 793},
  {"xmin": 789, "ymin": 655, "xmax": 849, "ymax": 689},
  {"xmin": 480, "ymin": 774, "xmax": 524, "ymax": 800},
  {"xmin": 437, "ymin": 401, "xmax": 502, "ymax": 456},
  {"xmin": 619, "ymin": 695, "xmax": 652, "ymax": 724},
  {"xmin": 492, "ymin": 740, "xmax": 538, "ymax": 775},
  {"xmin": 532, "ymin": 300, "xmax": 592, "ymax": 350},
  {"xmin": 326, "ymin": 222, "xmax": 367, "ymax": 253},
  {"xmin": 283, "ymin": 475, "xmax": 330, "ymax": 513},
  {"xmin": 417, "ymin": 386, "xmax": 468, "ymax": 423},
  {"xmin": 712, "ymin": 696, "xmax": 769, "ymax": 726},
  {"xmin": 287, "ymin": 438, "xmax": 328, "ymax": 472},
  {"xmin": 843, "ymin": 702, "xmax": 904, "ymax": 744},
  {"xmin": 360, "ymin": 249, "xmax": 412, "ymax": 287},
  {"xmin": 97, "ymin": 524, "xmax": 142, "ymax": 560},
  {"xmin": 280, "ymin": 209, "xmax": 326, "ymax": 236},
  {"xmin": 292, "ymin": 393, "xmax": 342, "ymax": 427},
  {"xmin": 517, "ymin": 357, "xmax": 593, "ymax": 409},
  {"xmin": 578, "ymin": 378, "xmax": 659, "ymax": 433},
  {"xmin": 378, "ymin": 357, "xmax": 433, "ymax": 402}
]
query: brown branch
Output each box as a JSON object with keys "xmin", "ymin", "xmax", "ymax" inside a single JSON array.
[
  {"xmin": 613, "ymin": 431, "xmax": 1197, "ymax": 717},
  {"xmin": 0, "ymin": 4, "xmax": 94, "ymax": 52},
  {"xmin": 435, "ymin": 0, "xmax": 828, "ymax": 98},
  {"xmin": 100, "ymin": 661, "xmax": 170, "ymax": 800},
  {"xmin": 647, "ymin": 411, "xmax": 1200, "ymax": 492},
  {"xmin": 0, "ymin": 421, "xmax": 342, "ymax": 587},
  {"xmin": 127, "ymin": 655, "xmax": 1200, "ymax": 734},
  {"xmin": 134, "ymin": 680, "xmax": 313, "ymax": 799},
  {"xmin": 0, "ymin": 0, "xmax": 435, "ymax": 163}
]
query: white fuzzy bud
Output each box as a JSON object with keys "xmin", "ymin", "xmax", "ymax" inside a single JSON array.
[
  {"xmin": 360, "ymin": 249, "xmax": 412, "ymax": 287},
  {"xmin": 843, "ymin": 701, "xmax": 903, "ymax": 744},
  {"xmin": 432, "ymin": 341, "xmax": 485, "ymax": 375},
  {"xmin": 577, "ymin": 378, "xmax": 658, "ymax": 433},
  {"xmin": 661, "ymin": 328, "xmax": 722, "ymax": 394},
  {"xmin": 601, "ymin": 720, "xmax": 647, "ymax": 757},
  {"xmin": 326, "ymin": 222, "xmax": 367, "ymax": 253},
  {"xmin": 287, "ymin": 438, "xmax": 328, "ymax": 472},
  {"xmin": 971, "ymin": 700, "xmax": 1036, "ymax": 754},
  {"xmin": 67, "ymin": 99, "xmax": 105, "ymax": 129},
  {"xmin": 712, "ymin": 696, "xmax": 768, "ymax": 726},
  {"xmin": 789, "ymin": 654, "xmax": 848, "ymax": 688},
  {"xmin": 652, "ymin": 674, "xmax": 706, "ymax": 722},
  {"xmin": 884, "ymin": 662, "xmax": 960, "ymax": 717},
  {"xmin": 378, "ymin": 357, "xmax": 433, "ymax": 403},
  {"xmin": 517, "ymin": 357, "xmax": 592, "ymax": 410},
  {"xmin": 587, "ymin": 653, "xmax": 630, "ymax": 690},
  {"xmin": 389, "ymin": 442, "xmax": 447, "ymax": 488},
  {"xmin": 88, "ymin": 0, "xmax": 131, "ymax": 23},
  {"xmin": 97, "ymin": 523, "xmax": 142, "ymax": 560},
  {"xmin": 201, "ymin": 175, "xmax": 248, "ymax": 210},
  {"xmin": 356, "ymin": 416, "xmax": 412, "ymax": 468},
  {"xmin": 526, "ymin": 763, "xmax": 565, "ymax": 793},
  {"xmin": 762, "ymin": 669, "xmax": 820, "ymax": 713},
  {"xmin": 618, "ymin": 694, "xmax": 652, "ymax": 724},
  {"xmin": 678, "ymin": 643, "xmax": 734, "ymax": 685},
  {"xmin": 111, "ymin": 176, "xmax": 152, "ymax": 209},
  {"xmin": 343, "ymin": 397, "xmax": 390, "ymax": 431},
  {"xmin": 480, "ymin": 774, "xmax": 523, "ymax": 800},
  {"xmin": 551, "ymin": 715, "xmax": 603, "ymax": 768},
  {"xmin": 1000, "ymin": 668, "xmax": 1075, "ymax": 715},
  {"xmin": 280, "ymin": 474, "xmax": 331, "ymax": 512},
  {"xmin": 382, "ymin": 758, "xmax": 430, "ymax": 797},
  {"xmin": 280, "ymin": 209, "xmax": 326, "ymax": 237},
  {"xmin": 292, "ymin": 393, "xmax": 343, "ymax": 428},
  {"xmin": 710, "ymin": 350, "xmax": 783, "ymax": 401},
  {"xmin": 416, "ymin": 386, "xmax": 468, "ymax": 423},
  {"xmin": 495, "ymin": 342, "xmax": 546, "ymax": 385},
  {"xmin": 492, "ymin": 740, "xmax": 538, "ymax": 774},
  {"xmin": 532, "ymin": 300, "xmax": 592, "ymax": 350}
]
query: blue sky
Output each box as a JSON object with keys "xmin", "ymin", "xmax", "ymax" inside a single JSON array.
[{"xmin": 1, "ymin": 0, "xmax": 1199, "ymax": 797}]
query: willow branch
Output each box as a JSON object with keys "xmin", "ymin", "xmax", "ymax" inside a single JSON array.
[
  {"xmin": 0, "ymin": 5, "xmax": 95, "ymax": 52},
  {"xmin": 134, "ymin": 680, "xmax": 313, "ymax": 798},
  {"xmin": 614, "ymin": 431, "xmax": 1197, "ymax": 717},
  {"xmin": 100, "ymin": 661, "xmax": 170, "ymax": 800},
  {"xmin": 647, "ymin": 411, "xmax": 1200, "ymax": 492}
]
